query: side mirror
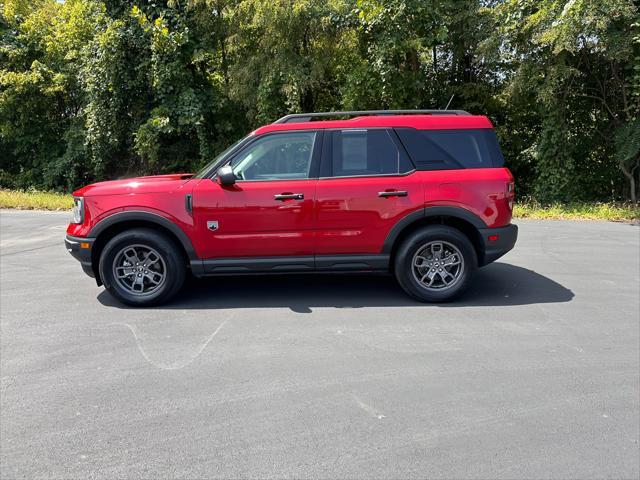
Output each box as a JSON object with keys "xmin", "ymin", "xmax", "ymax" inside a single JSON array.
[{"xmin": 216, "ymin": 165, "xmax": 236, "ymax": 186}]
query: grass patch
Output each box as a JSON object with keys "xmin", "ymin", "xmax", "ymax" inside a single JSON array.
[
  {"xmin": 0, "ymin": 189, "xmax": 73, "ymax": 211},
  {"xmin": 514, "ymin": 201, "xmax": 639, "ymax": 222}
]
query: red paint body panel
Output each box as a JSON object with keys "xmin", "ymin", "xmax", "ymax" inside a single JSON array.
[
  {"xmin": 66, "ymin": 177, "xmax": 196, "ymax": 240},
  {"xmin": 315, "ymin": 173, "xmax": 424, "ymax": 254},
  {"xmin": 191, "ymin": 178, "xmax": 316, "ymax": 258},
  {"xmin": 422, "ymin": 168, "xmax": 514, "ymax": 228},
  {"xmin": 72, "ymin": 173, "xmax": 193, "ymax": 197},
  {"xmin": 67, "ymin": 168, "xmax": 513, "ymax": 259}
]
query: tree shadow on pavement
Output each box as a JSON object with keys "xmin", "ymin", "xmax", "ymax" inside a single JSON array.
[{"xmin": 98, "ymin": 262, "xmax": 574, "ymax": 312}]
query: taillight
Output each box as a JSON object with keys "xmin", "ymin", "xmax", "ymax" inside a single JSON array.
[{"xmin": 506, "ymin": 181, "xmax": 515, "ymax": 212}]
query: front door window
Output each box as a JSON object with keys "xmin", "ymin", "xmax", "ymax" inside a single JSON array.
[{"xmin": 230, "ymin": 131, "xmax": 317, "ymax": 181}]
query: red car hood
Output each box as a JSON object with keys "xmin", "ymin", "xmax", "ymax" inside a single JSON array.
[{"xmin": 73, "ymin": 173, "xmax": 194, "ymax": 197}]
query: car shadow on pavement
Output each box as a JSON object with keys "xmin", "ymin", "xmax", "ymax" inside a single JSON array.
[{"xmin": 97, "ymin": 262, "xmax": 574, "ymax": 312}]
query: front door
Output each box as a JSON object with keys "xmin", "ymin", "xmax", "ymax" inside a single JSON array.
[{"xmin": 192, "ymin": 130, "xmax": 321, "ymax": 263}]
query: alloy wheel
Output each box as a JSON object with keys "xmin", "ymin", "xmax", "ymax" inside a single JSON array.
[
  {"xmin": 411, "ymin": 241, "xmax": 465, "ymax": 291},
  {"xmin": 112, "ymin": 244, "xmax": 167, "ymax": 296}
]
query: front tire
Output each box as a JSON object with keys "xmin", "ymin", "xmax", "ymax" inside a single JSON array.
[
  {"xmin": 99, "ymin": 228, "xmax": 186, "ymax": 307},
  {"xmin": 394, "ymin": 225, "xmax": 477, "ymax": 302}
]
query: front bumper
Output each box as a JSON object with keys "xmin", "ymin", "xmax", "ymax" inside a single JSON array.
[
  {"xmin": 478, "ymin": 224, "xmax": 518, "ymax": 266},
  {"xmin": 65, "ymin": 235, "xmax": 96, "ymax": 278}
]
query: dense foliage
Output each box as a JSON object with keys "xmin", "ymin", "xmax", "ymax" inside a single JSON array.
[{"xmin": 1, "ymin": 0, "xmax": 638, "ymax": 201}]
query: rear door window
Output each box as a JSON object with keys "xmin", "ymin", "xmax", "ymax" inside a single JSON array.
[
  {"xmin": 327, "ymin": 129, "xmax": 414, "ymax": 177},
  {"xmin": 395, "ymin": 128, "xmax": 504, "ymax": 170}
]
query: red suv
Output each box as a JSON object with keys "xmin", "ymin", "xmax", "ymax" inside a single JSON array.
[{"xmin": 65, "ymin": 110, "xmax": 517, "ymax": 306}]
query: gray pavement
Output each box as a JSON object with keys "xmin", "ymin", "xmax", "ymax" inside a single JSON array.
[{"xmin": 1, "ymin": 209, "xmax": 638, "ymax": 479}]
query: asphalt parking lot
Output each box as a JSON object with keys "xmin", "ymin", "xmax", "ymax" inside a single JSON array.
[{"xmin": 1, "ymin": 209, "xmax": 638, "ymax": 479}]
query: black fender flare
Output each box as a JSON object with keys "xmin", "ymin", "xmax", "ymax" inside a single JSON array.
[
  {"xmin": 88, "ymin": 210, "xmax": 198, "ymax": 260},
  {"xmin": 381, "ymin": 206, "xmax": 487, "ymax": 254}
]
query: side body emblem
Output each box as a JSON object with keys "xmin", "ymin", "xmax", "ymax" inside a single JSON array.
[{"xmin": 207, "ymin": 221, "xmax": 219, "ymax": 232}]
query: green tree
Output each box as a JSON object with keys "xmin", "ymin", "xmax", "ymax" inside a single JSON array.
[
  {"xmin": 0, "ymin": 0, "xmax": 102, "ymax": 190},
  {"xmin": 492, "ymin": 0, "xmax": 639, "ymax": 201},
  {"xmin": 0, "ymin": 0, "xmax": 637, "ymax": 202},
  {"xmin": 227, "ymin": 0, "xmax": 350, "ymax": 125}
]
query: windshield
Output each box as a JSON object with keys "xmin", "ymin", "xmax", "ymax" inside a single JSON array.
[{"xmin": 194, "ymin": 134, "xmax": 252, "ymax": 179}]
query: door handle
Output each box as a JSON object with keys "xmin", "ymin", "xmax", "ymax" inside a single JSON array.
[
  {"xmin": 378, "ymin": 190, "xmax": 408, "ymax": 198},
  {"xmin": 274, "ymin": 193, "xmax": 304, "ymax": 201}
]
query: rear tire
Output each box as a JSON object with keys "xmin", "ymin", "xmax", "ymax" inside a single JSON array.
[
  {"xmin": 394, "ymin": 225, "xmax": 477, "ymax": 302},
  {"xmin": 99, "ymin": 228, "xmax": 186, "ymax": 307}
]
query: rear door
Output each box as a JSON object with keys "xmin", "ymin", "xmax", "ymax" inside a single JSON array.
[{"xmin": 315, "ymin": 128, "xmax": 423, "ymax": 258}]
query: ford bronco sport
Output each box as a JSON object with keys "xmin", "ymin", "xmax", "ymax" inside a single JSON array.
[{"xmin": 65, "ymin": 110, "xmax": 517, "ymax": 306}]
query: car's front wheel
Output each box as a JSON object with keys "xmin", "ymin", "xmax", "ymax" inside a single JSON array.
[
  {"xmin": 99, "ymin": 228, "xmax": 186, "ymax": 307},
  {"xmin": 394, "ymin": 225, "xmax": 477, "ymax": 302}
]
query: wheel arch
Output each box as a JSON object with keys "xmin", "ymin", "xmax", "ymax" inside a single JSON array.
[
  {"xmin": 383, "ymin": 207, "xmax": 487, "ymax": 269},
  {"xmin": 88, "ymin": 211, "xmax": 196, "ymax": 285}
]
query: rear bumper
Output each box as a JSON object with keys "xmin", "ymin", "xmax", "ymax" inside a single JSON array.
[
  {"xmin": 478, "ymin": 224, "xmax": 518, "ymax": 266},
  {"xmin": 65, "ymin": 235, "xmax": 96, "ymax": 278}
]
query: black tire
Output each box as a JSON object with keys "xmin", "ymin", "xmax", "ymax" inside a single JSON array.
[
  {"xmin": 394, "ymin": 225, "xmax": 477, "ymax": 302},
  {"xmin": 99, "ymin": 228, "xmax": 186, "ymax": 307}
]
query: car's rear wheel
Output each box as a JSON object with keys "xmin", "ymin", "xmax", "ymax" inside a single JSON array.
[
  {"xmin": 99, "ymin": 228, "xmax": 185, "ymax": 307},
  {"xmin": 394, "ymin": 225, "xmax": 477, "ymax": 302}
]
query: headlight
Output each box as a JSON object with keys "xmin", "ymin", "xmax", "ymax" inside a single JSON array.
[{"xmin": 71, "ymin": 197, "xmax": 84, "ymax": 224}]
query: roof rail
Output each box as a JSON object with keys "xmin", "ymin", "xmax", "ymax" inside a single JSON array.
[{"xmin": 273, "ymin": 109, "xmax": 471, "ymax": 124}]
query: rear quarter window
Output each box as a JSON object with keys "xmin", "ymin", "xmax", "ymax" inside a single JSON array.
[{"xmin": 395, "ymin": 128, "xmax": 505, "ymax": 170}]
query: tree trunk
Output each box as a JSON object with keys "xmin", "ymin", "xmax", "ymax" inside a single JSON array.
[
  {"xmin": 432, "ymin": 45, "xmax": 437, "ymax": 73},
  {"xmin": 300, "ymin": 87, "xmax": 314, "ymax": 113},
  {"xmin": 620, "ymin": 162, "xmax": 637, "ymax": 202}
]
